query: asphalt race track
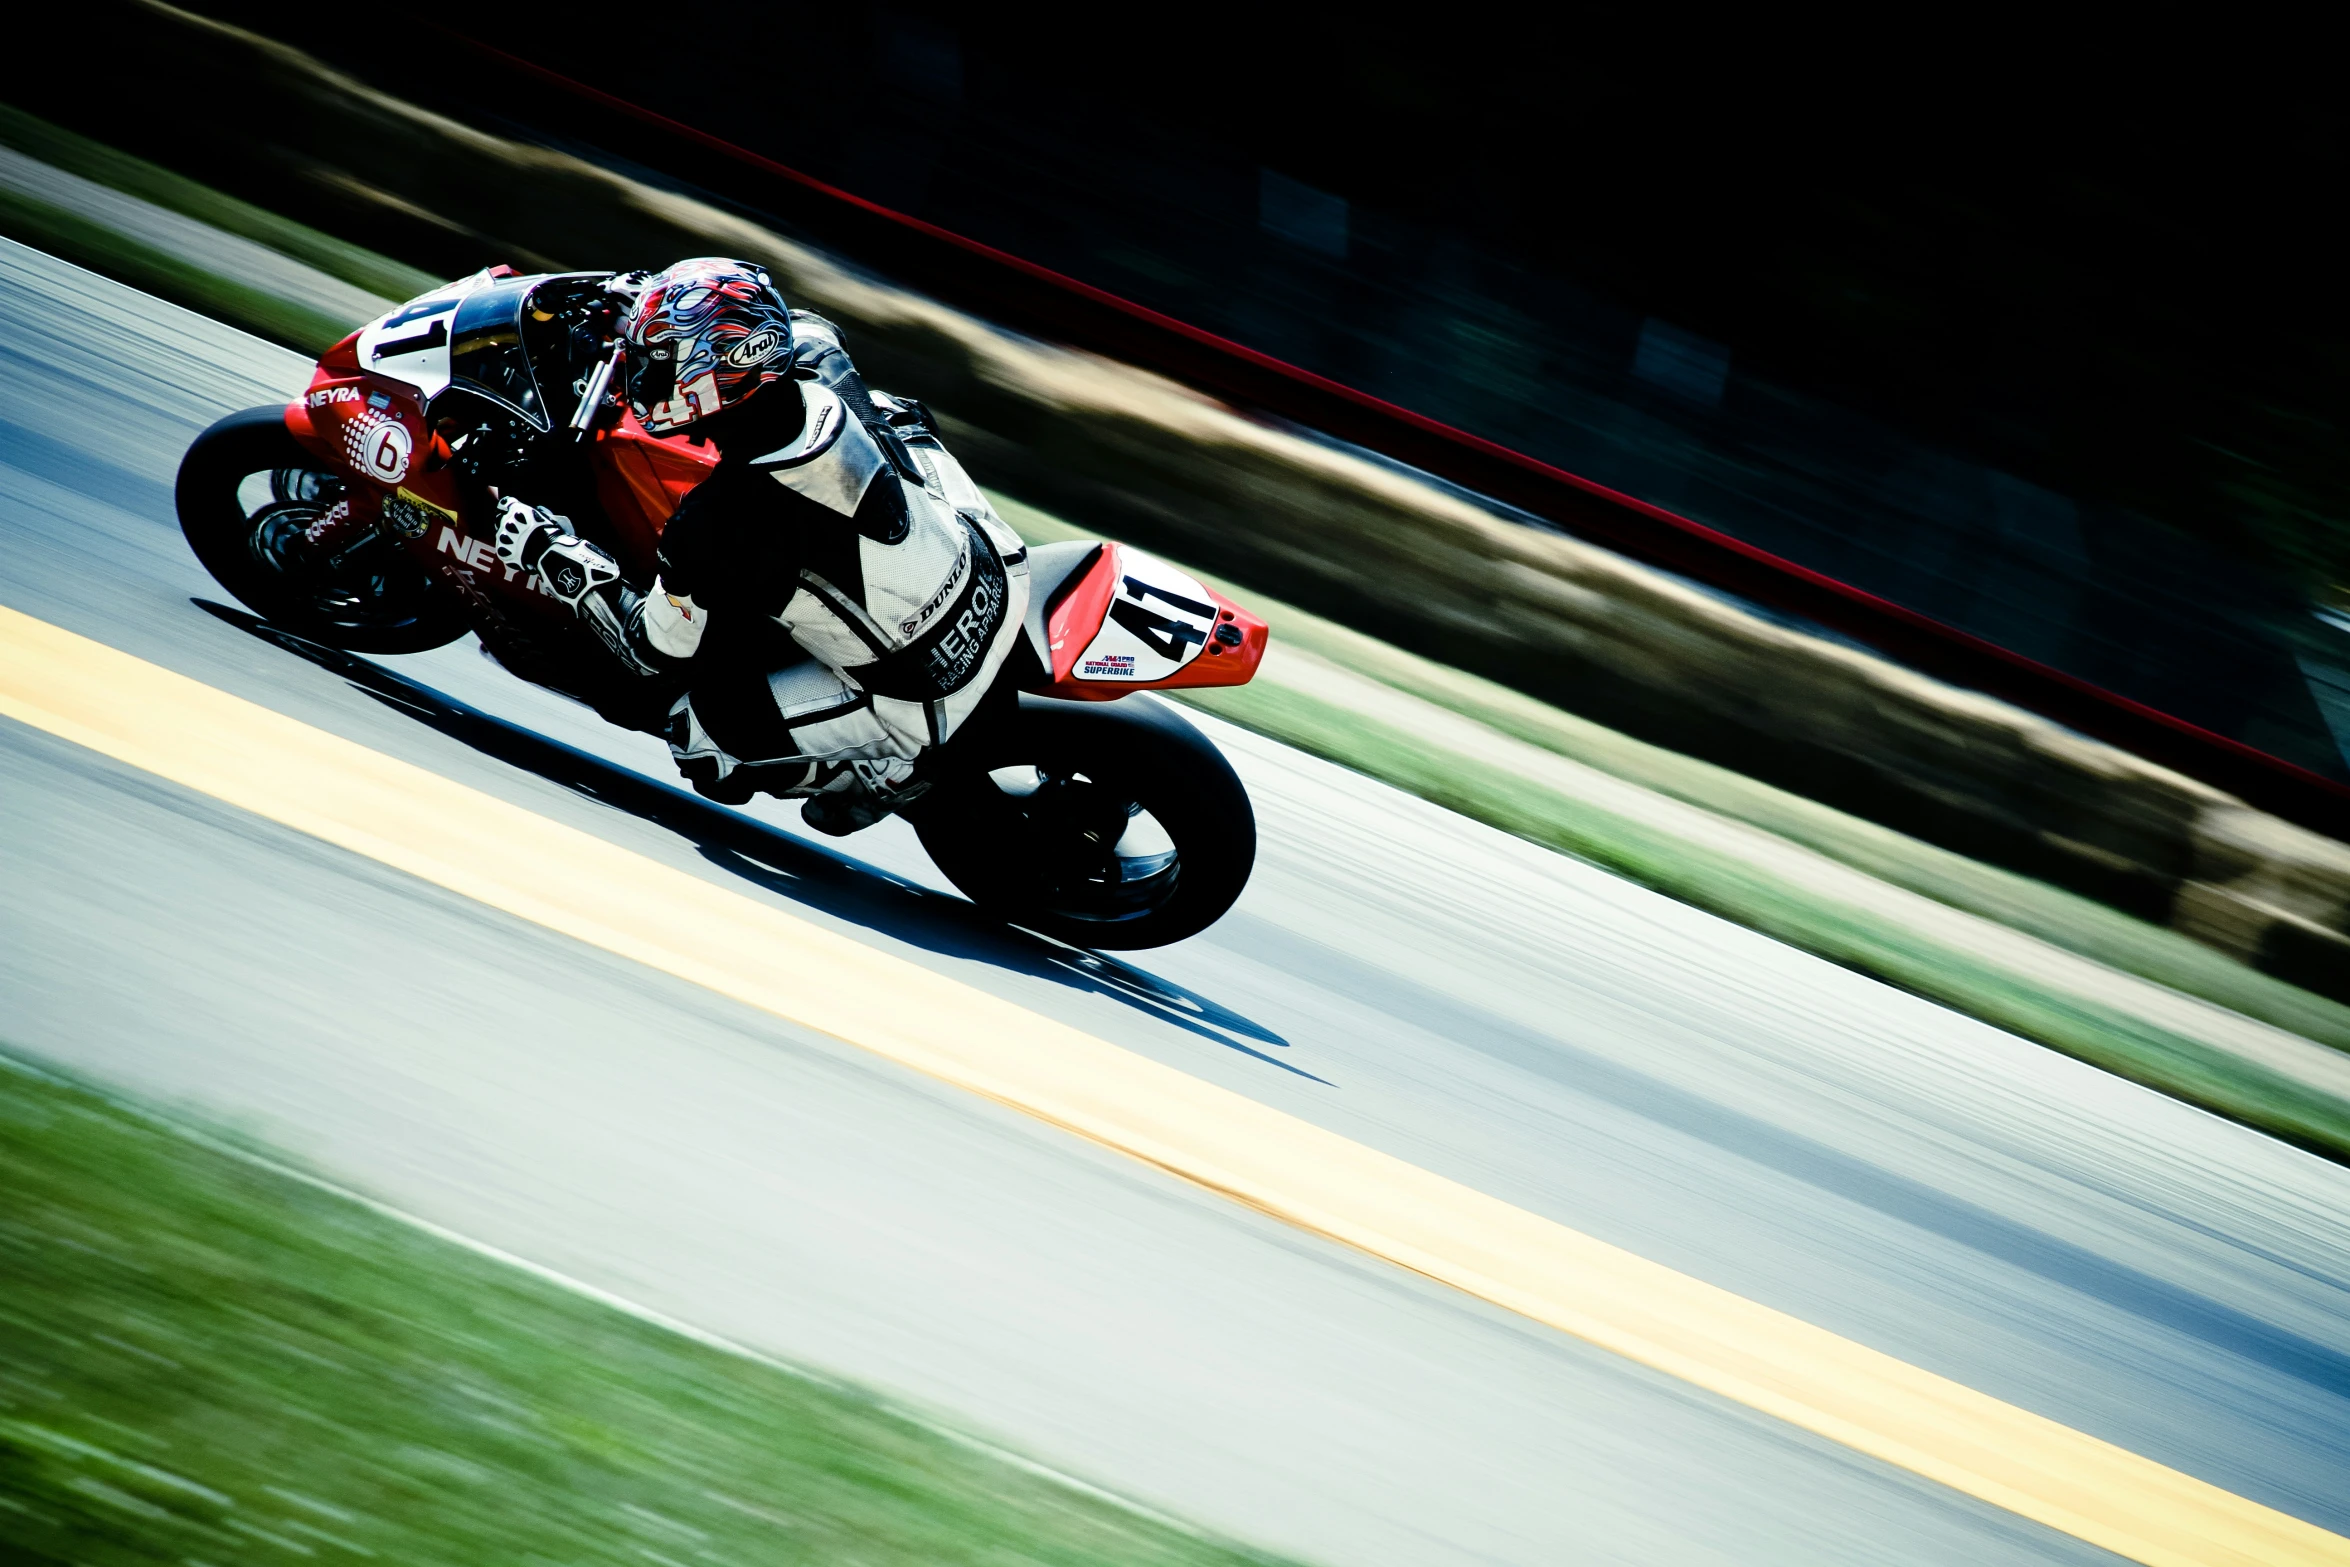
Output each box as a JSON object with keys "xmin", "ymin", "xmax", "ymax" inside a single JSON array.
[{"xmin": 5, "ymin": 237, "xmax": 2349, "ymax": 1565}]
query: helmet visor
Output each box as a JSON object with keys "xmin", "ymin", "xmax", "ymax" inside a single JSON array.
[{"xmin": 623, "ymin": 345, "xmax": 678, "ymax": 427}]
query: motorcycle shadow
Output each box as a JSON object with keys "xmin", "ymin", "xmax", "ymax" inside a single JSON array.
[{"xmin": 193, "ymin": 601, "xmax": 1316, "ymax": 1083}]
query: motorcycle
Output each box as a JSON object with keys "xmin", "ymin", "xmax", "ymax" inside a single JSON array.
[{"xmin": 174, "ymin": 267, "xmax": 1268, "ymax": 949}]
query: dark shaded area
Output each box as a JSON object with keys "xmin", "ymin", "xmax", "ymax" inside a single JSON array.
[
  {"xmin": 414, "ymin": 7, "xmax": 2350, "ymax": 775},
  {"xmin": 10, "ymin": 3, "xmax": 2348, "ymax": 872},
  {"xmin": 36, "ymin": 1, "xmax": 2343, "ymax": 795},
  {"xmin": 190, "ymin": 600, "xmax": 1312, "ymax": 1082},
  {"xmin": 715, "ymin": 15, "xmax": 2350, "ymax": 591}
]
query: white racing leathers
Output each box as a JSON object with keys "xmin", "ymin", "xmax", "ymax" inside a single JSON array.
[{"xmin": 655, "ymin": 382, "xmax": 1031, "ymax": 799}]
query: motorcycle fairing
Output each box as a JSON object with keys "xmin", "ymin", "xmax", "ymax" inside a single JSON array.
[
  {"xmin": 1039, "ymin": 542, "xmax": 1267, "ymax": 700},
  {"xmin": 586, "ymin": 407, "xmax": 718, "ymax": 567},
  {"xmin": 352, "ymin": 268, "xmax": 620, "ymax": 429},
  {"xmin": 354, "ymin": 288, "xmax": 469, "ymax": 405},
  {"xmin": 288, "ymin": 275, "xmax": 693, "ymax": 624}
]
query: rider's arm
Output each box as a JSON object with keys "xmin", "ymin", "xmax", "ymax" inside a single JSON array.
[
  {"xmin": 492, "ymin": 498, "xmax": 699, "ymax": 678},
  {"xmin": 628, "ymin": 460, "xmax": 818, "ymax": 655},
  {"xmin": 787, "ymin": 310, "xmax": 855, "ymax": 390},
  {"xmin": 787, "ymin": 311, "xmax": 897, "ymax": 431},
  {"xmin": 783, "ymin": 315, "xmax": 937, "ymax": 501}
]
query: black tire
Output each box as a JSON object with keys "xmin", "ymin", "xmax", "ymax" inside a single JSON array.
[
  {"xmin": 176, "ymin": 405, "xmax": 469, "ymax": 654},
  {"xmin": 913, "ymin": 695, "xmax": 1256, "ymax": 949}
]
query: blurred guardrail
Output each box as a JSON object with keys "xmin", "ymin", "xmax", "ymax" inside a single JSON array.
[{"xmin": 432, "ymin": 35, "xmax": 2350, "ymax": 847}]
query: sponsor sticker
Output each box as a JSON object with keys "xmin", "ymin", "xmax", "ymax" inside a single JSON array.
[
  {"xmin": 1081, "ymin": 653, "xmax": 1138, "ymax": 677},
  {"xmin": 306, "ymin": 385, "xmax": 361, "ymax": 407},
  {"xmin": 395, "ymin": 486, "xmax": 456, "ymax": 521},
  {"xmin": 901, "ymin": 541, "xmax": 971, "ymax": 635},
  {"xmin": 724, "ymin": 327, "xmax": 784, "ymax": 368},
  {"xmin": 364, "ymin": 421, "xmax": 413, "ymax": 483},
  {"xmin": 919, "ymin": 560, "xmax": 1007, "ymax": 691},
  {"xmin": 382, "ymin": 497, "xmax": 431, "ymax": 539},
  {"xmin": 382, "ymin": 486, "xmax": 455, "ymax": 540},
  {"xmin": 432, "ymin": 523, "xmax": 555, "ymax": 596}
]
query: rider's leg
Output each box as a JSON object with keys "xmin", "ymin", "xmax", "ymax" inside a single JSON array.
[
  {"xmin": 668, "ymin": 601, "xmax": 1029, "ymax": 828},
  {"xmin": 665, "ymin": 660, "xmax": 921, "ymax": 814}
]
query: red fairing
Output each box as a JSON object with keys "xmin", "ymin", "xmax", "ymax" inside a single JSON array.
[
  {"xmin": 275, "ymin": 347, "xmax": 580, "ymax": 631},
  {"xmin": 317, "ymin": 332, "xmax": 364, "ymax": 374},
  {"xmin": 587, "ymin": 407, "xmax": 719, "ymax": 579},
  {"xmin": 284, "ymin": 371, "xmax": 426, "ymax": 488},
  {"xmin": 284, "ymin": 349, "xmax": 346, "ymax": 463},
  {"xmin": 1040, "ymin": 542, "xmax": 1267, "ymax": 700},
  {"xmin": 283, "ymin": 393, "xmax": 326, "ymax": 461},
  {"xmin": 268, "ymin": 322, "xmax": 716, "ymax": 637},
  {"xmin": 1177, "ymin": 589, "xmax": 1268, "ymax": 688}
]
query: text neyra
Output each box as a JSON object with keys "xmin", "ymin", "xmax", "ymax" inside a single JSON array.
[{"xmin": 434, "ymin": 524, "xmax": 559, "ymax": 598}]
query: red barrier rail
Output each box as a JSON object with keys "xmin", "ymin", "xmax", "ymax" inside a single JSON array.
[{"xmin": 452, "ymin": 35, "xmax": 2350, "ymax": 839}]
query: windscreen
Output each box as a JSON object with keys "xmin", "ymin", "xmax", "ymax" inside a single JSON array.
[{"xmin": 445, "ymin": 278, "xmax": 549, "ymax": 430}]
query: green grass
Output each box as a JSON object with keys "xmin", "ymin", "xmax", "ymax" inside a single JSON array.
[
  {"xmin": 0, "ymin": 101, "xmax": 436, "ymax": 304},
  {"xmin": 988, "ymin": 494, "xmax": 2350, "ymax": 1059},
  {"xmin": 0, "ymin": 1054, "xmax": 1295, "ymax": 1567}
]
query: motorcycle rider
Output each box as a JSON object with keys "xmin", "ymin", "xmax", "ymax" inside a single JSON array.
[{"xmin": 492, "ymin": 258, "xmax": 1031, "ymax": 835}]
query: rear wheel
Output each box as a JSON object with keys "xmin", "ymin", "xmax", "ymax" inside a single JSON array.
[
  {"xmin": 913, "ymin": 696, "xmax": 1255, "ymax": 949},
  {"xmin": 175, "ymin": 405, "xmax": 468, "ymax": 653}
]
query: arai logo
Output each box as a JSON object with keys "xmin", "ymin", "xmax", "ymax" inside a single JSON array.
[{"xmin": 724, "ymin": 327, "xmax": 785, "ymax": 368}]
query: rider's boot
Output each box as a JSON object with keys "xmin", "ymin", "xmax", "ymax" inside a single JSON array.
[
  {"xmin": 664, "ymin": 694, "xmax": 931, "ymax": 830},
  {"xmin": 798, "ymin": 758, "xmax": 932, "ymax": 837}
]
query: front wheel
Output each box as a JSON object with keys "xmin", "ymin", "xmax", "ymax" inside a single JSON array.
[
  {"xmin": 912, "ymin": 695, "xmax": 1256, "ymax": 949},
  {"xmin": 175, "ymin": 405, "xmax": 469, "ymax": 653}
]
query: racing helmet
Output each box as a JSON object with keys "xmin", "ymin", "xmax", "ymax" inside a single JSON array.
[{"xmin": 621, "ymin": 258, "xmax": 795, "ymax": 432}]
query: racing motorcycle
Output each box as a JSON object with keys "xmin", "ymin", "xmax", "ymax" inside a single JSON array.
[{"xmin": 174, "ymin": 267, "xmax": 1267, "ymax": 948}]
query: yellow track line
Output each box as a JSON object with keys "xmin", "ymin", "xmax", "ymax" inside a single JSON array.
[{"xmin": 1, "ymin": 603, "xmax": 2339, "ymax": 1566}]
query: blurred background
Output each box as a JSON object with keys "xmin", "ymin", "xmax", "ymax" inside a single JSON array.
[
  {"xmin": 3, "ymin": 0, "xmax": 2347, "ymax": 1038},
  {"xmin": 573, "ymin": 11, "xmax": 2350, "ymax": 780},
  {"xmin": 37, "ymin": 4, "xmax": 2350, "ymax": 776},
  {"xmin": 9, "ymin": 7, "xmax": 2350, "ymax": 1565}
]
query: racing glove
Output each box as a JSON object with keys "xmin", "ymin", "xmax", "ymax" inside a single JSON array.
[
  {"xmin": 493, "ymin": 498, "xmax": 614, "ymax": 609},
  {"xmin": 492, "ymin": 497, "xmax": 671, "ymax": 679}
]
